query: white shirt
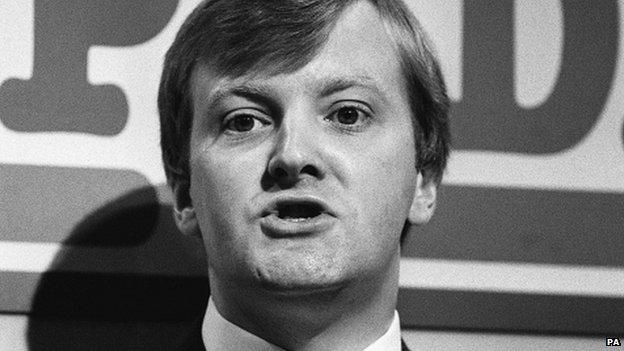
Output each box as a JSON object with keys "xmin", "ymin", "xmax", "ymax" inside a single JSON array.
[{"xmin": 201, "ymin": 298, "xmax": 402, "ymax": 351}]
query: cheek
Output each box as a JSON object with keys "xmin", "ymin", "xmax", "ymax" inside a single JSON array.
[
  {"xmin": 355, "ymin": 130, "xmax": 416, "ymax": 192},
  {"xmin": 190, "ymin": 146, "xmax": 260, "ymax": 207},
  {"xmin": 188, "ymin": 152, "xmax": 255, "ymax": 238},
  {"xmin": 189, "ymin": 153, "xmax": 260, "ymax": 271},
  {"xmin": 349, "ymin": 133, "xmax": 417, "ymax": 231}
]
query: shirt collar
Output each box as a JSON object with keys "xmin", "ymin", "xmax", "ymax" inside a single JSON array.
[
  {"xmin": 364, "ymin": 309, "xmax": 401, "ymax": 351},
  {"xmin": 201, "ymin": 297, "xmax": 402, "ymax": 351}
]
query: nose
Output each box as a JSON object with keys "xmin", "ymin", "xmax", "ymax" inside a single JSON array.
[{"xmin": 267, "ymin": 113, "xmax": 322, "ymax": 185}]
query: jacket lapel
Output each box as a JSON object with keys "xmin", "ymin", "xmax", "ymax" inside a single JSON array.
[{"xmin": 178, "ymin": 316, "xmax": 205, "ymax": 351}]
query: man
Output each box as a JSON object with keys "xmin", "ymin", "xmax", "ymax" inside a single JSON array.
[{"xmin": 159, "ymin": 0, "xmax": 450, "ymax": 349}]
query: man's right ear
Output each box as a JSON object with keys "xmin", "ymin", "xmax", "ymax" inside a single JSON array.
[{"xmin": 172, "ymin": 181, "xmax": 201, "ymax": 237}]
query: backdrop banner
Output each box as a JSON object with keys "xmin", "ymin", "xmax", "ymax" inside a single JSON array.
[{"xmin": 1, "ymin": 0, "xmax": 623, "ymax": 335}]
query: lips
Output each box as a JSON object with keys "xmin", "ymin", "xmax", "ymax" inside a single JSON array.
[{"xmin": 259, "ymin": 195, "xmax": 336, "ymax": 237}]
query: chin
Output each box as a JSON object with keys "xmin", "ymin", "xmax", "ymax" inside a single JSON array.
[
  {"xmin": 252, "ymin": 259, "xmax": 352, "ymax": 295},
  {"xmin": 259, "ymin": 279, "xmax": 347, "ymax": 297}
]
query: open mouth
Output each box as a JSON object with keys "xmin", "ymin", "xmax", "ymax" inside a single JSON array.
[
  {"xmin": 260, "ymin": 197, "xmax": 335, "ymax": 236},
  {"xmin": 276, "ymin": 202, "xmax": 324, "ymax": 221}
]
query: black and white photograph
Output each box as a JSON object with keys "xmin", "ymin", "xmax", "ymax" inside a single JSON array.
[{"xmin": 1, "ymin": 0, "xmax": 623, "ymax": 350}]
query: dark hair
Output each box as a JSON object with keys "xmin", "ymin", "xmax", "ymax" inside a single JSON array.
[{"xmin": 159, "ymin": 0, "xmax": 450, "ymax": 192}]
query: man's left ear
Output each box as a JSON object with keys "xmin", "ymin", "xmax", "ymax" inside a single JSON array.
[{"xmin": 408, "ymin": 173, "xmax": 437, "ymax": 225}]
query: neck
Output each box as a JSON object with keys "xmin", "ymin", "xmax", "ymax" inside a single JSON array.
[{"xmin": 209, "ymin": 252, "xmax": 400, "ymax": 351}]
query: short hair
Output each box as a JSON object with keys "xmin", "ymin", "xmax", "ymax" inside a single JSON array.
[{"xmin": 159, "ymin": 0, "xmax": 450, "ymax": 193}]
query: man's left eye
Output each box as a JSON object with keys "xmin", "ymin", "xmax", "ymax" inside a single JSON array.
[{"xmin": 326, "ymin": 106, "xmax": 370, "ymax": 126}]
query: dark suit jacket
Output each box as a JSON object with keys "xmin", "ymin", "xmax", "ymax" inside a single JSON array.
[{"xmin": 178, "ymin": 317, "xmax": 412, "ymax": 351}]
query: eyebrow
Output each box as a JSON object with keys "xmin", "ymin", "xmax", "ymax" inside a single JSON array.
[
  {"xmin": 202, "ymin": 83, "xmax": 280, "ymax": 116},
  {"xmin": 203, "ymin": 74, "xmax": 388, "ymax": 113},
  {"xmin": 208, "ymin": 84, "xmax": 276, "ymax": 107},
  {"xmin": 316, "ymin": 75, "xmax": 388, "ymax": 103}
]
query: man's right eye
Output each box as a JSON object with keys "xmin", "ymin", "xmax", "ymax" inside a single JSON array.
[{"xmin": 223, "ymin": 113, "xmax": 270, "ymax": 133}]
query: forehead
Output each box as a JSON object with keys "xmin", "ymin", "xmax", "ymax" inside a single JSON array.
[
  {"xmin": 191, "ymin": 1, "xmax": 404, "ymax": 105},
  {"xmin": 306, "ymin": 1, "xmax": 400, "ymax": 79}
]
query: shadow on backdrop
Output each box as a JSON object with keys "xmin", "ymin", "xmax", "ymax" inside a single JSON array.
[{"xmin": 26, "ymin": 185, "xmax": 209, "ymax": 351}]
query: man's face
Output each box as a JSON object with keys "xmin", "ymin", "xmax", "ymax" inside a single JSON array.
[{"xmin": 186, "ymin": 1, "xmax": 427, "ymax": 293}]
